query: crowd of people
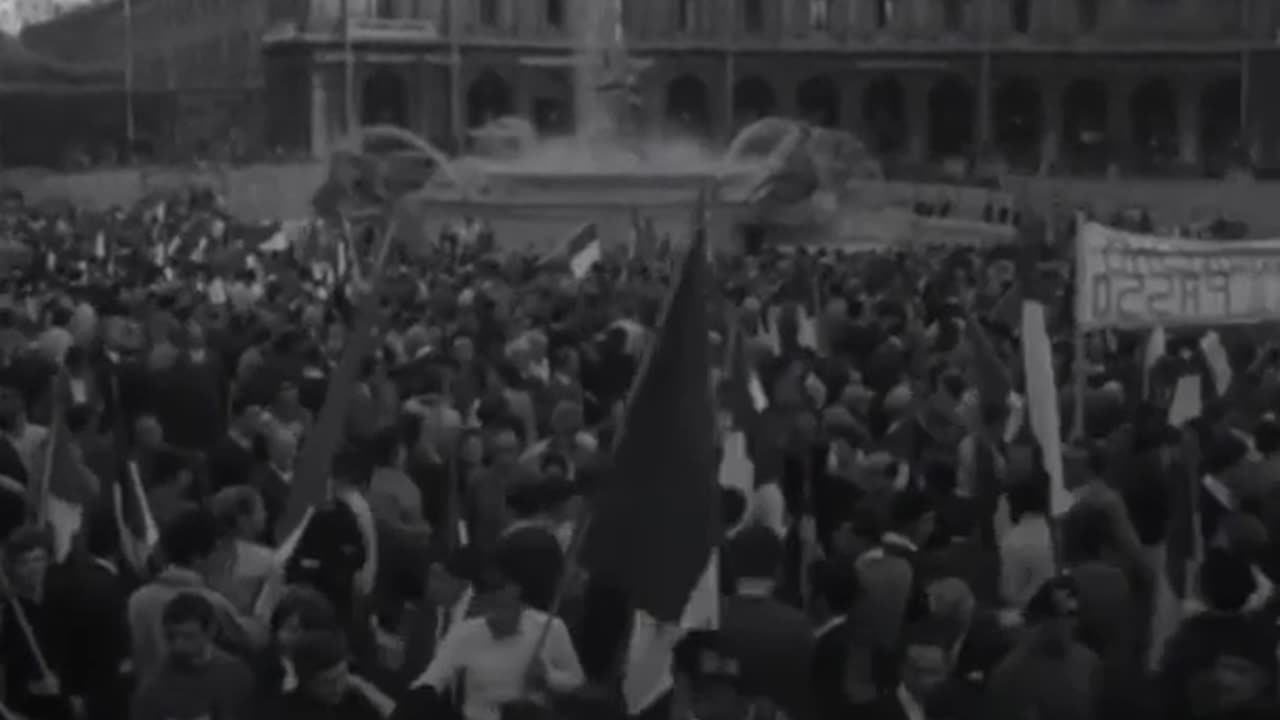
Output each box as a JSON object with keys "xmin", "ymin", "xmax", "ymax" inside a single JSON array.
[{"xmin": 0, "ymin": 176, "xmax": 1271, "ymax": 720}]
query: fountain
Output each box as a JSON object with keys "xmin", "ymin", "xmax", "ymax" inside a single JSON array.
[{"xmin": 371, "ymin": 0, "xmax": 1014, "ymax": 253}]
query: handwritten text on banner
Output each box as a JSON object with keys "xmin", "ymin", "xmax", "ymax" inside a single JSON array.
[{"xmin": 1076, "ymin": 222, "xmax": 1280, "ymax": 329}]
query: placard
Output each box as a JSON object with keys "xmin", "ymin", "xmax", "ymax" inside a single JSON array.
[{"xmin": 1075, "ymin": 222, "xmax": 1280, "ymax": 329}]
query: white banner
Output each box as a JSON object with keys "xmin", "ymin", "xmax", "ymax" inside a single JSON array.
[{"xmin": 1075, "ymin": 221, "xmax": 1280, "ymax": 329}]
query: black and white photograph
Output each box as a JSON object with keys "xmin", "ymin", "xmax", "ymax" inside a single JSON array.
[{"xmin": 0, "ymin": 1, "xmax": 1276, "ymax": 719}]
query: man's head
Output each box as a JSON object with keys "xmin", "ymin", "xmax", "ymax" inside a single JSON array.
[
  {"xmin": 265, "ymin": 423, "xmax": 299, "ymax": 469},
  {"xmin": 134, "ymin": 413, "xmax": 164, "ymax": 450},
  {"xmin": 1024, "ymin": 574, "xmax": 1080, "ymax": 647},
  {"xmin": 292, "ymin": 630, "xmax": 351, "ymax": 704},
  {"xmin": 4, "ymin": 525, "xmax": 50, "ymax": 595},
  {"xmin": 488, "ymin": 426, "xmax": 521, "ymax": 467},
  {"xmin": 162, "ymin": 592, "xmax": 216, "ymax": 668},
  {"xmin": 160, "ymin": 507, "xmax": 228, "ymax": 577},
  {"xmin": 727, "ymin": 524, "xmax": 784, "ymax": 589},
  {"xmin": 210, "ymin": 485, "xmax": 266, "ymax": 541},
  {"xmin": 899, "ymin": 621, "xmax": 955, "ymax": 701},
  {"xmin": 425, "ymin": 548, "xmax": 475, "ymax": 607},
  {"xmin": 926, "ymin": 577, "xmax": 976, "ymax": 629},
  {"xmin": 270, "ymin": 586, "xmax": 338, "ymax": 654}
]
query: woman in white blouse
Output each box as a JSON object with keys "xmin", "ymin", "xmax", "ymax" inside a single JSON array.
[{"xmin": 411, "ymin": 564, "xmax": 584, "ymax": 720}]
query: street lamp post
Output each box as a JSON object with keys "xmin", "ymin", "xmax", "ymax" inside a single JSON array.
[
  {"xmin": 342, "ymin": 0, "xmax": 357, "ymax": 135},
  {"xmin": 123, "ymin": 0, "xmax": 135, "ymax": 152}
]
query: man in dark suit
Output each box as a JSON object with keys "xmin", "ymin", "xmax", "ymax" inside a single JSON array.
[
  {"xmin": 855, "ymin": 621, "xmax": 966, "ymax": 720},
  {"xmin": 152, "ymin": 324, "xmax": 228, "ymax": 452},
  {"xmin": 719, "ymin": 525, "xmax": 814, "ymax": 720},
  {"xmin": 398, "ymin": 548, "xmax": 477, "ymax": 690},
  {"xmin": 206, "ymin": 395, "xmax": 262, "ymax": 494},
  {"xmin": 55, "ymin": 510, "xmax": 135, "ymax": 720},
  {"xmin": 925, "ymin": 577, "xmax": 1009, "ymax": 718},
  {"xmin": 811, "ymin": 558, "xmax": 866, "ymax": 720},
  {"xmin": 494, "ymin": 480, "xmax": 568, "ymax": 613},
  {"xmin": 859, "ymin": 491, "xmax": 936, "ymax": 694}
]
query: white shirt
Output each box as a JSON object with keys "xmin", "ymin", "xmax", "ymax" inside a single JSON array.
[
  {"xmin": 414, "ymin": 609, "xmax": 584, "ymax": 720},
  {"xmin": 999, "ymin": 514, "xmax": 1055, "ymax": 609}
]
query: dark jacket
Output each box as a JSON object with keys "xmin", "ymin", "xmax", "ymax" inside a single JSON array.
[{"xmin": 718, "ymin": 592, "xmax": 815, "ymax": 720}]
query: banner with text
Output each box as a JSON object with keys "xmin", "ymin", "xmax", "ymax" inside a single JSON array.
[{"xmin": 1075, "ymin": 221, "xmax": 1280, "ymax": 329}]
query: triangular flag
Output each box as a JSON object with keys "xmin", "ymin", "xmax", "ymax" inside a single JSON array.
[
  {"xmin": 570, "ymin": 237, "xmax": 602, "ymax": 279},
  {"xmin": 1143, "ymin": 325, "xmax": 1166, "ymax": 399},
  {"xmin": 1199, "ymin": 331, "xmax": 1232, "ymax": 397},
  {"xmin": 1020, "ymin": 298, "xmax": 1070, "ymax": 516}
]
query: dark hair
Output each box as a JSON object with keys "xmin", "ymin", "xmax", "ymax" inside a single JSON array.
[
  {"xmin": 1023, "ymin": 574, "xmax": 1079, "ymax": 622},
  {"xmin": 160, "ymin": 508, "xmax": 221, "ymax": 568},
  {"xmin": 65, "ymin": 403, "xmax": 96, "ymax": 434},
  {"xmin": 1060, "ymin": 504, "xmax": 1110, "ymax": 564},
  {"xmin": 1199, "ymin": 549, "xmax": 1257, "ymax": 613},
  {"xmin": 161, "ymin": 591, "xmax": 216, "ymax": 630},
  {"xmin": 370, "ymin": 427, "xmax": 403, "ymax": 468},
  {"xmin": 728, "ymin": 524, "xmax": 783, "ymax": 581},
  {"xmin": 290, "ymin": 629, "xmax": 349, "ymax": 680},
  {"xmin": 210, "ymin": 486, "xmax": 264, "ymax": 535},
  {"xmin": 270, "ymin": 585, "xmax": 338, "ymax": 634}
]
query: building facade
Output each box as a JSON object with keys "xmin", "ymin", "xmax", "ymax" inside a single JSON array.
[
  {"xmin": 17, "ymin": 0, "xmax": 1280, "ymax": 175},
  {"xmin": 265, "ymin": 0, "xmax": 1280, "ymax": 177},
  {"xmin": 21, "ymin": 0, "xmax": 270, "ymax": 159}
]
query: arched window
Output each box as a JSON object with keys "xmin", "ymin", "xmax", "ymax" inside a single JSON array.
[
  {"xmin": 875, "ymin": 0, "xmax": 895, "ymax": 29},
  {"xmin": 1010, "ymin": 0, "xmax": 1031, "ymax": 33},
  {"xmin": 545, "ymin": 0, "xmax": 564, "ymax": 28},
  {"xmin": 943, "ymin": 0, "xmax": 966, "ymax": 32},
  {"xmin": 809, "ymin": 0, "xmax": 830, "ymax": 30},
  {"xmin": 676, "ymin": 0, "xmax": 695, "ymax": 31},
  {"xmin": 479, "ymin": 0, "xmax": 499, "ymax": 27},
  {"xmin": 1077, "ymin": 0, "xmax": 1100, "ymax": 31},
  {"xmin": 743, "ymin": 0, "xmax": 764, "ymax": 32}
]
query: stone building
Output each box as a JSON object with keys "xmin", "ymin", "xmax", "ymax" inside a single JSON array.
[
  {"xmin": 19, "ymin": 0, "xmax": 1280, "ymax": 175},
  {"xmin": 20, "ymin": 0, "xmax": 269, "ymax": 160}
]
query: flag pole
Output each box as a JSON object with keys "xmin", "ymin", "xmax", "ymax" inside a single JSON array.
[
  {"xmin": 447, "ymin": 0, "xmax": 464, "ymax": 152},
  {"xmin": 723, "ymin": 0, "xmax": 737, "ymax": 144},
  {"xmin": 1068, "ymin": 211, "xmax": 1086, "ymax": 443},
  {"xmin": 1239, "ymin": 0, "xmax": 1251, "ymax": 163},
  {"xmin": 123, "ymin": 0, "xmax": 135, "ymax": 153},
  {"xmin": 976, "ymin": 0, "xmax": 993, "ymax": 155},
  {"xmin": 342, "ymin": 0, "xmax": 357, "ymax": 135},
  {"xmin": 520, "ymin": 191, "xmax": 713, "ymax": 684}
]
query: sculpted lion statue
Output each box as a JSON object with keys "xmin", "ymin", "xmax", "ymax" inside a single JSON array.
[{"xmin": 725, "ymin": 117, "xmax": 882, "ymax": 208}]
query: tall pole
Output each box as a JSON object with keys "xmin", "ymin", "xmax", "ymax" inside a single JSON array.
[
  {"xmin": 448, "ymin": 0, "xmax": 464, "ymax": 151},
  {"xmin": 1239, "ymin": 0, "xmax": 1251, "ymax": 162},
  {"xmin": 976, "ymin": 0, "xmax": 993, "ymax": 155},
  {"xmin": 123, "ymin": 0, "xmax": 135, "ymax": 152},
  {"xmin": 342, "ymin": 0, "xmax": 357, "ymax": 135},
  {"xmin": 724, "ymin": 0, "xmax": 737, "ymax": 143}
]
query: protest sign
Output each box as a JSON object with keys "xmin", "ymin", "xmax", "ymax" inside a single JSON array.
[{"xmin": 1075, "ymin": 221, "xmax": 1280, "ymax": 329}]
